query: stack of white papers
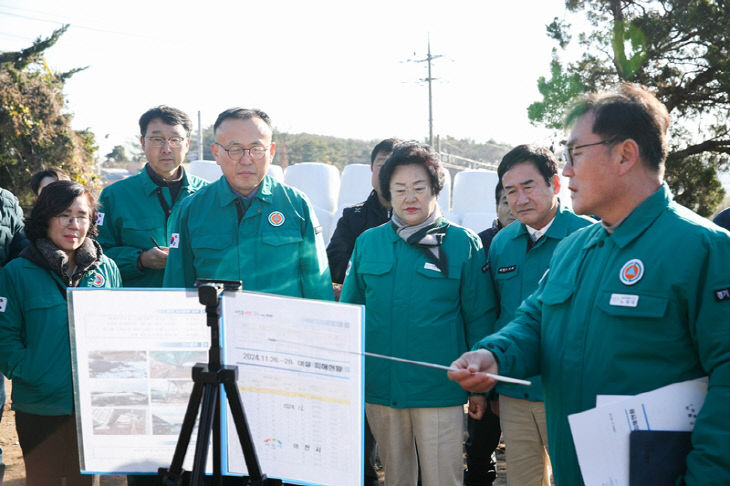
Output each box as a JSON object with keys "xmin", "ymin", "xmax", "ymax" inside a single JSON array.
[{"xmin": 568, "ymin": 377, "xmax": 707, "ymax": 486}]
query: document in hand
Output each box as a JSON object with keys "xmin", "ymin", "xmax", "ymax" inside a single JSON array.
[{"xmin": 568, "ymin": 377, "xmax": 707, "ymax": 486}]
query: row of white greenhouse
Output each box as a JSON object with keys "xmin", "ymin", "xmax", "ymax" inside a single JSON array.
[{"xmin": 187, "ymin": 160, "xmax": 574, "ymax": 245}]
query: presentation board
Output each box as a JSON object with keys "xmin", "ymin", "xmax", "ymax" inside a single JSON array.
[
  {"xmin": 222, "ymin": 291, "xmax": 364, "ymax": 485},
  {"xmin": 68, "ymin": 288, "xmax": 364, "ymax": 486}
]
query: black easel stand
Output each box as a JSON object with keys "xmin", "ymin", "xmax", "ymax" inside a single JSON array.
[{"xmin": 159, "ymin": 279, "xmax": 282, "ymax": 486}]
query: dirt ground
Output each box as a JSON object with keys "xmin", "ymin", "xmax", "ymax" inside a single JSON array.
[
  {"xmin": 1, "ymin": 378, "xmax": 126, "ymax": 486},
  {"xmin": 1, "ymin": 377, "xmax": 24, "ymax": 485},
  {"xmin": 1, "ymin": 378, "xmax": 508, "ymax": 485}
]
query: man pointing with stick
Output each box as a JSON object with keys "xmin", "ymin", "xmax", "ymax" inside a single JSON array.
[{"xmin": 448, "ymin": 84, "xmax": 730, "ymax": 486}]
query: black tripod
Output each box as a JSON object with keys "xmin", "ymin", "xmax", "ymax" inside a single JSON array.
[{"xmin": 159, "ymin": 279, "xmax": 282, "ymax": 486}]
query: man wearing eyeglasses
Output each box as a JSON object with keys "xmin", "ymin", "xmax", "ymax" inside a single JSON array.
[
  {"xmin": 449, "ymin": 83, "xmax": 730, "ymax": 486},
  {"xmin": 163, "ymin": 108, "xmax": 333, "ymax": 301},
  {"xmin": 96, "ymin": 106, "xmax": 208, "ymax": 288}
]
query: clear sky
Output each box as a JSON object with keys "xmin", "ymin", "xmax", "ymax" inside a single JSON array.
[{"xmin": 3, "ymin": 0, "xmax": 573, "ymax": 158}]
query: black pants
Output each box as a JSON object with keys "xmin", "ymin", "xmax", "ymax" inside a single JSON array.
[
  {"xmin": 364, "ymin": 415, "xmax": 379, "ymax": 485},
  {"xmin": 127, "ymin": 474, "xmax": 161, "ymax": 485},
  {"xmin": 15, "ymin": 410, "xmax": 92, "ymax": 486},
  {"xmin": 464, "ymin": 405, "xmax": 501, "ymax": 486}
]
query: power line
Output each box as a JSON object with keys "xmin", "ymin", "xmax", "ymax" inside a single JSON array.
[
  {"xmin": 0, "ymin": 7, "xmax": 157, "ymax": 40},
  {"xmin": 0, "ymin": 31, "xmax": 34, "ymax": 42},
  {"xmin": 0, "ymin": 4, "xmax": 66, "ymax": 18},
  {"xmin": 0, "ymin": 9, "xmax": 65, "ymax": 26}
]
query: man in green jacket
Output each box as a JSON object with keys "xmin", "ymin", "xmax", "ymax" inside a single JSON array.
[
  {"xmin": 476, "ymin": 145, "xmax": 592, "ymax": 486},
  {"xmin": 0, "ymin": 188, "xmax": 27, "ymax": 267},
  {"xmin": 96, "ymin": 106, "xmax": 208, "ymax": 287},
  {"xmin": 163, "ymin": 108, "xmax": 333, "ymax": 301},
  {"xmin": 449, "ymin": 83, "xmax": 730, "ymax": 486},
  {"xmin": 0, "ymin": 187, "xmax": 28, "ymax": 474}
]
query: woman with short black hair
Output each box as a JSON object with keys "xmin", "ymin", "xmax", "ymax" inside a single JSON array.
[{"xmin": 0, "ymin": 180, "xmax": 121, "ymax": 486}]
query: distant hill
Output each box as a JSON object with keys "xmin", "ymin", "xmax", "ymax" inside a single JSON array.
[
  {"xmin": 274, "ymin": 132, "xmax": 375, "ymax": 170},
  {"xmin": 187, "ymin": 129, "xmax": 513, "ymax": 172},
  {"xmin": 435, "ymin": 136, "xmax": 512, "ymax": 167}
]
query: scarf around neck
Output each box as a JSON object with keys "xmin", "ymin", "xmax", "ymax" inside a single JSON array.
[
  {"xmin": 21, "ymin": 237, "xmax": 103, "ymax": 288},
  {"xmin": 391, "ymin": 205, "xmax": 450, "ymax": 276}
]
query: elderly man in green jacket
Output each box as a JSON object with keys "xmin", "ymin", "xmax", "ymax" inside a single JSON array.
[
  {"xmin": 474, "ymin": 145, "xmax": 592, "ymax": 486},
  {"xmin": 163, "ymin": 108, "xmax": 333, "ymax": 300},
  {"xmin": 96, "ymin": 106, "xmax": 208, "ymax": 287},
  {"xmin": 449, "ymin": 83, "xmax": 730, "ymax": 486}
]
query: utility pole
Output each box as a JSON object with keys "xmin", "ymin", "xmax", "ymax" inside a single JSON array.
[{"xmin": 408, "ymin": 35, "xmax": 442, "ymax": 146}]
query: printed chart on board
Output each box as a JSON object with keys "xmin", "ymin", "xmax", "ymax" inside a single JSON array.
[
  {"xmin": 222, "ymin": 291, "xmax": 364, "ymax": 486},
  {"xmin": 69, "ymin": 289, "xmax": 211, "ymax": 474}
]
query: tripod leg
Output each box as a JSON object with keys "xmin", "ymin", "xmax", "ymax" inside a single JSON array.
[
  {"xmin": 222, "ymin": 377, "xmax": 266, "ymax": 482},
  {"xmin": 213, "ymin": 383, "xmax": 222, "ymax": 486},
  {"xmin": 162, "ymin": 378, "xmax": 205, "ymax": 481},
  {"xmin": 191, "ymin": 382, "xmax": 218, "ymax": 486}
]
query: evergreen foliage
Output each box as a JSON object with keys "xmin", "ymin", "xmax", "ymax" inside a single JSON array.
[
  {"xmin": 529, "ymin": 0, "xmax": 729, "ymax": 215},
  {"xmin": 0, "ymin": 25, "xmax": 98, "ymax": 210}
]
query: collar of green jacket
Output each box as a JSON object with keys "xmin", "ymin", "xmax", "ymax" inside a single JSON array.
[
  {"xmin": 217, "ymin": 175, "xmax": 275, "ymax": 207},
  {"xmin": 509, "ymin": 200, "xmax": 588, "ymax": 243},
  {"xmin": 139, "ymin": 164, "xmax": 193, "ymax": 196},
  {"xmin": 583, "ymin": 183, "xmax": 670, "ymax": 250}
]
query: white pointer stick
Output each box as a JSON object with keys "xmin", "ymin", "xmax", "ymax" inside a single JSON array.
[{"xmin": 267, "ymin": 338, "xmax": 532, "ymax": 386}]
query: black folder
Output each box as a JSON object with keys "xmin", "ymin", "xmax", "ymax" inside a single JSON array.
[{"xmin": 629, "ymin": 430, "xmax": 692, "ymax": 486}]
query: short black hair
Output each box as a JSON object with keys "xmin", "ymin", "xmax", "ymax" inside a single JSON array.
[
  {"xmin": 497, "ymin": 144, "xmax": 559, "ymax": 187},
  {"xmin": 30, "ymin": 167, "xmax": 70, "ymax": 196},
  {"xmin": 370, "ymin": 138, "xmax": 403, "ymax": 165},
  {"xmin": 26, "ymin": 180, "xmax": 97, "ymax": 242},
  {"xmin": 379, "ymin": 141, "xmax": 444, "ymax": 202},
  {"xmin": 213, "ymin": 108, "xmax": 273, "ymax": 134},
  {"xmin": 139, "ymin": 106, "xmax": 193, "ymax": 137},
  {"xmin": 565, "ymin": 83, "xmax": 669, "ymax": 172},
  {"xmin": 713, "ymin": 207, "xmax": 730, "ymax": 232},
  {"xmin": 494, "ymin": 181, "xmax": 504, "ymax": 206}
]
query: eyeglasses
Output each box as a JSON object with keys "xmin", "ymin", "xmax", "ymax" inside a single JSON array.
[
  {"xmin": 145, "ymin": 136, "xmax": 186, "ymax": 148},
  {"xmin": 391, "ymin": 185, "xmax": 430, "ymax": 199},
  {"xmin": 55, "ymin": 214, "xmax": 90, "ymax": 226},
  {"xmin": 215, "ymin": 143, "xmax": 270, "ymax": 161},
  {"xmin": 562, "ymin": 138, "xmax": 620, "ymax": 166}
]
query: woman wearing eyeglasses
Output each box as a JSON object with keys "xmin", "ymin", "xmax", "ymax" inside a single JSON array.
[
  {"xmin": 0, "ymin": 180, "xmax": 120, "ymax": 486},
  {"xmin": 341, "ymin": 141, "xmax": 491, "ymax": 486}
]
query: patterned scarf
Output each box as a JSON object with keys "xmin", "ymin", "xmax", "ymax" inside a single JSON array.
[{"xmin": 391, "ymin": 205, "xmax": 450, "ymax": 277}]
